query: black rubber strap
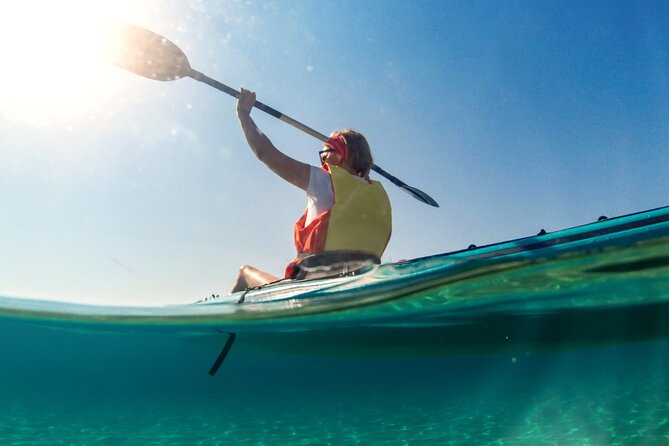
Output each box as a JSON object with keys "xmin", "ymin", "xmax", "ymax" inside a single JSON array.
[{"xmin": 208, "ymin": 332, "xmax": 237, "ymax": 376}]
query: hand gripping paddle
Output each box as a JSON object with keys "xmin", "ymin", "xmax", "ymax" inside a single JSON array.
[{"xmin": 106, "ymin": 23, "xmax": 439, "ymax": 207}]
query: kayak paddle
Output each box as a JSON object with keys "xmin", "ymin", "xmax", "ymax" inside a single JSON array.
[{"xmin": 105, "ymin": 22, "xmax": 439, "ymax": 207}]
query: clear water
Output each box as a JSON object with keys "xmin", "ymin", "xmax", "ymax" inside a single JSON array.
[
  {"xmin": 2, "ymin": 238, "xmax": 669, "ymax": 444},
  {"xmin": 2, "ymin": 323, "xmax": 669, "ymax": 445}
]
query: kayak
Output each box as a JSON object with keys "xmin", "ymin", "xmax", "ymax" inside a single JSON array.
[
  {"xmin": 2, "ymin": 204, "xmax": 669, "ymax": 321},
  {"xmin": 211, "ymin": 204, "xmax": 669, "ymax": 312},
  {"xmin": 1, "ymin": 204, "xmax": 668, "ymax": 366}
]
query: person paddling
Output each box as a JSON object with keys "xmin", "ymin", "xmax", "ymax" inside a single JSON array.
[{"xmin": 231, "ymin": 88, "xmax": 392, "ymax": 292}]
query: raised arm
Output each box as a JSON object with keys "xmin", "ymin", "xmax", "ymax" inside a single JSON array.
[{"xmin": 236, "ymin": 88, "xmax": 310, "ymax": 190}]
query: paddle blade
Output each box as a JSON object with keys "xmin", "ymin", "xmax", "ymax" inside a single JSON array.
[
  {"xmin": 401, "ymin": 185, "xmax": 439, "ymax": 207},
  {"xmin": 370, "ymin": 164, "xmax": 439, "ymax": 207},
  {"xmin": 104, "ymin": 23, "xmax": 191, "ymax": 81}
]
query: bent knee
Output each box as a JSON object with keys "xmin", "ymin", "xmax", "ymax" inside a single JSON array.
[{"xmin": 239, "ymin": 265, "xmax": 257, "ymax": 275}]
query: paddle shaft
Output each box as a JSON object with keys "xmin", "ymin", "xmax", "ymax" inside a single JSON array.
[
  {"xmin": 189, "ymin": 69, "xmax": 438, "ymax": 206},
  {"xmin": 190, "ymin": 69, "xmax": 328, "ymax": 142}
]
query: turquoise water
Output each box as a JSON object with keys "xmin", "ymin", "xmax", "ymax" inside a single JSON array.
[
  {"xmin": 3, "ymin": 299, "xmax": 669, "ymax": 444},
  {"xmin": 2, "ymin": 216, "xmax": 669, "ymax": 444},
  {"xmin": 2, "ymin": 316, "xmax": 669, "ymax": 445}
]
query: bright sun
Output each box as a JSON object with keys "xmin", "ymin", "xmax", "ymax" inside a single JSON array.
[{"xmin": 0, "ymin": 0, "xmax": 151, "ymax": 125}]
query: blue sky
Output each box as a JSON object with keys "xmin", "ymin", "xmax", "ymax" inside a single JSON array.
[{"xmin": 1, "ymin": 0, "xmax": 667, "ymax": 305}]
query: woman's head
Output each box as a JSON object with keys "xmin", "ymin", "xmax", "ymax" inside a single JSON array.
[{"xmin": 324, "ymin": 129, "xmax": 373, "ymax": 178}]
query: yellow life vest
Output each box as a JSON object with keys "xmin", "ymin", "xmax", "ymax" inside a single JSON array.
[{"xmin": 293, "ymin": 164, "xmax": 392, "ymax": 258}]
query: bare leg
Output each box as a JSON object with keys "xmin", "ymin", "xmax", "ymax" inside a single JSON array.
[{"xmin": 231, "ymin": 265, "xmax": 280, "ymax": 293}]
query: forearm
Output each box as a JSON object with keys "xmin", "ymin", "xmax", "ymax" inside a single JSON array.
[
  {"xmin": 238, "ymin": 114, "xmax": 274, "ymax": 162},
  {"xmin": 235, "ymin": 88, "xmax": 310, "ymax": 189}
]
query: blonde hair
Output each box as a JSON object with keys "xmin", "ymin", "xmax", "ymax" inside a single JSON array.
[{"xmin": 332, "ymin": 129, "xmax": 373, "ymax": 178}]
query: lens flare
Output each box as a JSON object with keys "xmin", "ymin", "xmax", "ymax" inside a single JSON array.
[{"xmin": 0, "ymin": 0, "xmax": 152, "ymax": 125}]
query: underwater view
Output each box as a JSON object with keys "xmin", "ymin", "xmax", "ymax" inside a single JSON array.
[
  {"xmin": 2, "ymin": 0, "xmax": 669, "ymax": 444},
  {"xmin": 2, "ymin": 307, "xmax": 669, "ymax": 444}
]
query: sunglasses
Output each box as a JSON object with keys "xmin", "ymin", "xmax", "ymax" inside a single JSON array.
[{"xmin": 318, "ymin": 148, "xmax": 335, "ymax": 162}]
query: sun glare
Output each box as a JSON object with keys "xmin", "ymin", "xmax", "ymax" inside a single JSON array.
[{"xmin": 0, "ymin": 0, "xmax": 152, "ymax": 125}]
